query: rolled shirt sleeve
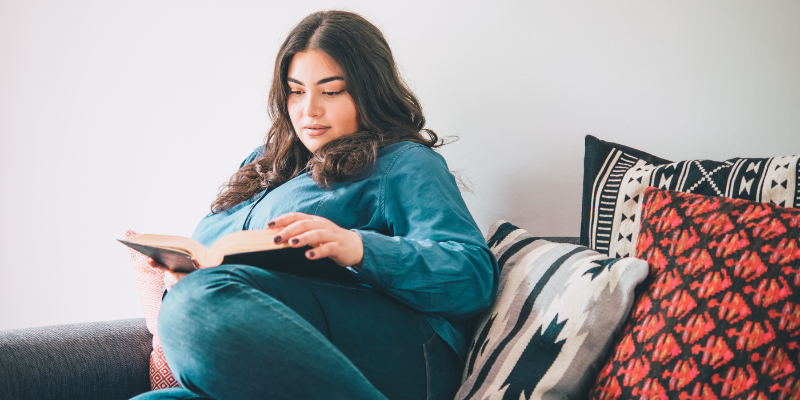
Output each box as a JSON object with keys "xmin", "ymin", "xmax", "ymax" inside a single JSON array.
[{"xmin": 354, "ymin": 145, "xmax": 499, "ymax": 321}]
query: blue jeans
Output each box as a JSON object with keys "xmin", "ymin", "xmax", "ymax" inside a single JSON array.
[{"xmin": 131, "ymin": 265, "xmax": 463, "ymax": 400}]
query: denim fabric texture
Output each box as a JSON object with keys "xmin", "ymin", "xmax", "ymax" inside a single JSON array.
[
  {"xmin": 131, "ymin": 265, "xmax": 463, "ymax": 400},
  {"xmin": 190, "ymin": 142, "xmax": 499, "ymax": 360}
]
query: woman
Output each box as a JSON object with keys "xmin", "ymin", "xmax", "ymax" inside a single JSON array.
[{"xmin": 134, "ymin": 10, "xmax": 498, "ymax": 400}]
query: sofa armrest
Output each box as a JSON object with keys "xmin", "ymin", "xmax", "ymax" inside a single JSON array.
[{"xmin": 0, "ymin": 318, "xmax": 152, "ymax": 400}]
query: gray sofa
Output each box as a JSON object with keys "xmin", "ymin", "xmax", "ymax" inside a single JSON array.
[
  {"xmin": 0, "ymin": 319, "xmax": 152, "ymax": 400},
  {"xmin": 0, "ymin": 237, "xmax": 579, "ymax": 400}
]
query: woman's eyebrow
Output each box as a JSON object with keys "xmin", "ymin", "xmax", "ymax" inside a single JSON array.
[
  {"xmin": 316, "ymin": 76, "xmax": 344, "ymax": 85},
  {"xmin": 287, "ymin": 76, "xmax": 344, "ymax": 86}
]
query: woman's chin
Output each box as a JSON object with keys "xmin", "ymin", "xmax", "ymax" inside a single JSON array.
[
  {"xmin": 299, "ymin": 130, "xmax": 359, "ymax": 153},
  {"xmin": 300, "ymin": 134, "xmax": 337, "ymax": 153},
  {"xmin": 300, "ymin": 138, "xmax": 323, "ymax": 154}
]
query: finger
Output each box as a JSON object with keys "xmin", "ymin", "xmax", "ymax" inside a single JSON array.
[
  {"xmin": 163, "ymin": 270, "xmax": 188, "ymax": 282},
  {"xmin": 273, "ymin": 218, "xmax": 329, "ymax": 244},
  {"xmin": 306, "ymin": 241, "xmax": 340, "ymax": 260},
  {"xmin": 287, "ymin": 228, "xmax": 339, "ymax": 248},
  {"xmin": 163, "ymin": 270, "xmax": 188, "ymax": 291},
  {"xmin": 267, "ymin": 212, "xmax": 313, "ymax": 230},
  {"xmin": 166, "ymin": 271, "xmax": 189, "ymax": 280}
]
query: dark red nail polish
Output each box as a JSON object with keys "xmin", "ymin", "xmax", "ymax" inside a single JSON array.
[
  {"xmin": 291, "ymin": 238, "xmax": 299, "ymax": 245},
  {"xmin": 274, "ymin": 235, "xmax": 281, "ymax": 243},
  {"xmin": 308, "ymin": 251, "xmax": 315, "ymax": 258},
  {"xmin": 268, "ymin": 221, "xmax": 275, "ymax": 227}
]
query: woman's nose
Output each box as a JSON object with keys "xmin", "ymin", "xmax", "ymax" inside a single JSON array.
[{"xmin": 304, "ymin": 93, "xmax": 323, "ymax": 118}]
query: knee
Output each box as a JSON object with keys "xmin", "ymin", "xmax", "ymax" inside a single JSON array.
[
  {"xmin": 159, "ymin": 265, "xmax": 254, "ymax": 335},
  {"xmin": 161, "ymin": 267, "xmax": 226, "ymax": 320},
  {"xmin": 157, "ymin": 266, "xmax": 260, "ymax": 384},
  {"xmin": 156, "ymin": 266, "xmax": 308, "ymax": 391},
  {"xmin": 158, "ymin": 265, "xmax": 296, "ymax": 350}
]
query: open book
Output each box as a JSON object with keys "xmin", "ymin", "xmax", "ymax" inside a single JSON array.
[{"xmin": 118, "ymin": 229, "xmax": 355, "ymax": 282}]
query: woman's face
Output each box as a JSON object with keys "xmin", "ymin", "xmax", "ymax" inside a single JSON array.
[{"xmin": 287, "ymin": 50, "xmax": 359, "ymax": 153}]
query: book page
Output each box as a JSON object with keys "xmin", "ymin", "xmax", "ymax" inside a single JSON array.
[{"xmin": 205, "ymin": 229, "xmax": 287, "ymax": 266}]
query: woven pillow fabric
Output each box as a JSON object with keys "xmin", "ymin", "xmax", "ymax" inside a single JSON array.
[
  {"xmin": 456, "ymin": 221, "xmax": 649, "ymax": 400},
  {"xmin": 580, "ymin": 135, "xmax": 800, "ymax": 258},
  {"xmin": 125, "ymin": 230, "xmax": 180, "ymax": 390},
  {"xmin": 589, "ymin": 187, "xmax": 800, "ymax": 399}
]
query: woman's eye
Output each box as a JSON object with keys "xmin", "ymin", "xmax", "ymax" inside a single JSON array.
[
  {"xmin": 323, "ymin": 90, "xmax": 345, "ymax": 96},
  {"xmin": 289, "ymin": 90, "xmax": 303, "ymax": 95}
]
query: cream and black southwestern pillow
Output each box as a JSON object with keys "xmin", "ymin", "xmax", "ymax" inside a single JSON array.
[
  {"xmin": 581, "ymin": 135, "xmax": 799, "ymax": 257},
  {"xmin": 456, "ymin": 221, "xmax": 648, "ymax": 400}
]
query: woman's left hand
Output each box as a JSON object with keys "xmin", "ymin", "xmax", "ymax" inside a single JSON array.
[{"xmin": 268, "ymin": 212, "xmax": 364, "ymax": 269}]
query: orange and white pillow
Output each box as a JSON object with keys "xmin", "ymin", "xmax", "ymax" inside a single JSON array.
[{"xmin": 125, "ymin": 230, "xmax": 180, "ymax": 390}]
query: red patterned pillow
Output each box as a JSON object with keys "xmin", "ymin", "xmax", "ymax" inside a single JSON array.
[
  {"xmin": 589, "ymin": 188, "xmax": 800, "ymax": 399},
  {"xmin": 125, "ymin": 230, "xmax": 180, "ymax": 390}
]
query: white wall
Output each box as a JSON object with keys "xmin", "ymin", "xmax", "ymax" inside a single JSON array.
[{"xmin": 1, "ymin": 0, "xmax": 799, "ymax": 330}]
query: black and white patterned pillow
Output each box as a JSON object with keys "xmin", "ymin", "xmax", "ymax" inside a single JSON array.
[
  {"xmin": 456, "ymin": 221, "xmax": 648, "ymax": 400},
  {"xmin": 580, "ymin": 135, "xmax": 800, "ymax": 257}
]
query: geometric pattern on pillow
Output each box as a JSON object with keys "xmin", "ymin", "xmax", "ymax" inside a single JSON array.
[
  {"xmin": 457, "ymin": 221, "xmax": 649, "ymax": 400},
  {"xmin": 581, "ymin": 135, "xmax": 799, "ymax": 258},
  {"xmin": 588, "ymin": 188, "xmax": 800, "ymax": 399},
  {"xmin": 125, "ymin": 230, "xmax": 180, "ymax": 390}
]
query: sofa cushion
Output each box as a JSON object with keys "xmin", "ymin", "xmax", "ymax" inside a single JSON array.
[
  {"xmin": 125, "ymin": 230, "xmax": 181, "ymax": 390},
  {"xmin": 589, "ymin": 187, "xmax": 800, "ymax": 399},
  {"xmin": 580, "ymin": 135, "xmax": 800, "ymax": 257},
  {"xmin": 0, "ymin": 319, "xmax": 151, "ymax": 400},
  {"xmin": 456, "ymin": 221, "xmax": 648, "ymax": 400}
]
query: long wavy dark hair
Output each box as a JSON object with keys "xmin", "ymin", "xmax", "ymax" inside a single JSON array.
[{"xmin": 211, "ymin": 10, "xmax": 442, "ymax": 213}]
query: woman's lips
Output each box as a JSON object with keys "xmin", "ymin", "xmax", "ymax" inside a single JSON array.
[{"xmin": 303, "ymin": 124, "xmax": 330, "ymax": 136}]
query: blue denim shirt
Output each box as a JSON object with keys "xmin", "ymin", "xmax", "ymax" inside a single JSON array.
[{"xmin": 191, "ymin": 141, "xmax": 499, "ymax": 359}]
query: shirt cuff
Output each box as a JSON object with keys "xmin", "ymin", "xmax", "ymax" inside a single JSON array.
[{"xmin": 353, "ymin": 229, "xmax": 399, "ymax": 291}]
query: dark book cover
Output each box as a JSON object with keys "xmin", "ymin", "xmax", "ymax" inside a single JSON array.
[
  {"xmin": 119, "ymin": 240, "xmax": 197, "ymax": 272},
  {"xmin": 119, "ymin": 240, "xmax": 356, "ymax": 283},
  {"xmin": 221, "ymin": 246, "xmax": 356, "ymax": 283}
]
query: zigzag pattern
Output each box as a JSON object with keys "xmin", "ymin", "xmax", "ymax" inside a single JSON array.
[
  {"xmin": 589, "ymin": 188, "xmax": 800, "ymax": 399},
  {"xmin": 458, "ymin": 222, "xmax": 647, "ymax": 399},
  {"xmin": 588, "ymin": 147, "xmax": 799, "ymax": 260},
  {"xmin": 125, "ymin": 230, "xmax": 180, "ymax": 390}
]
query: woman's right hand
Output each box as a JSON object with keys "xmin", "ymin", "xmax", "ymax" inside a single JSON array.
[{"xmin": 149, "ymin": 259, "xmax": 190, "ymax": 291}]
